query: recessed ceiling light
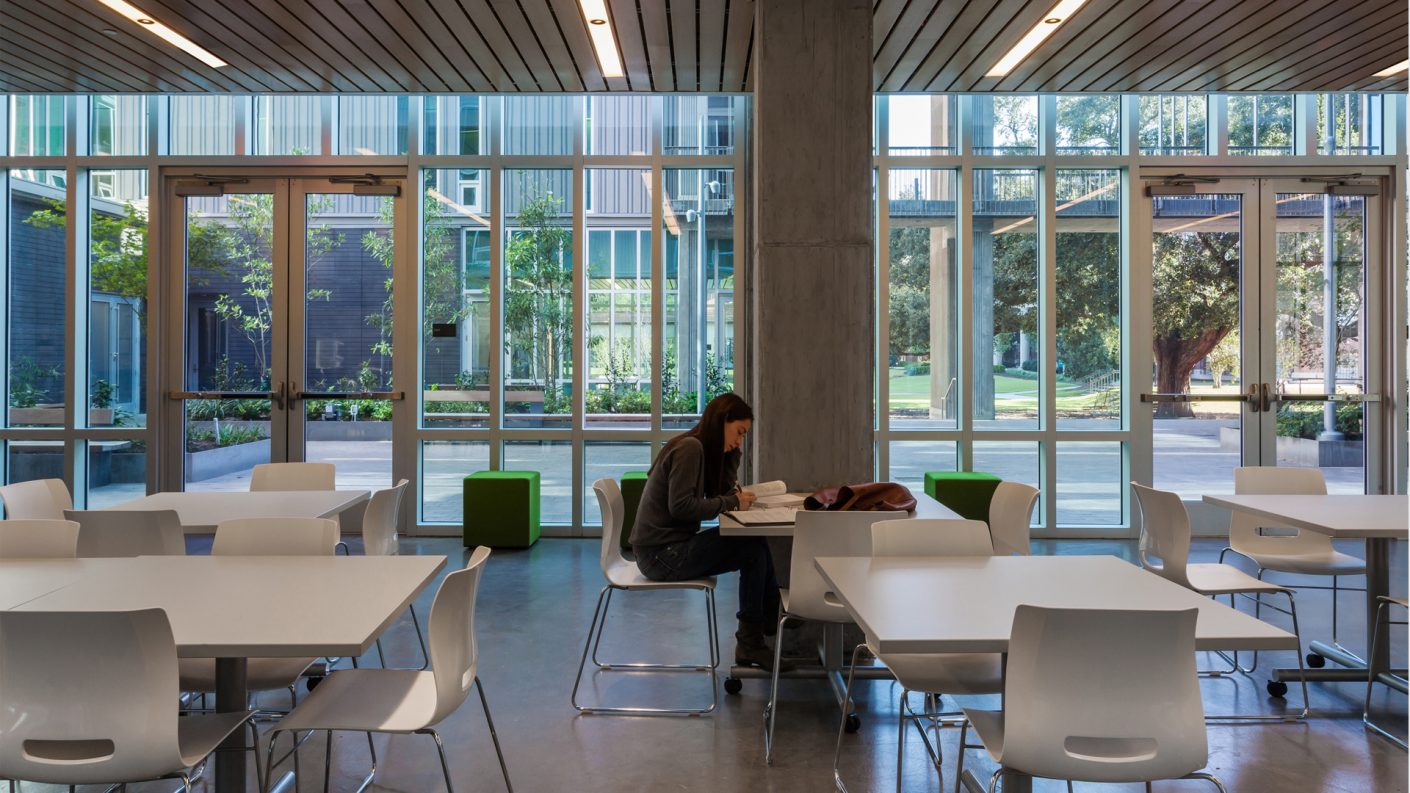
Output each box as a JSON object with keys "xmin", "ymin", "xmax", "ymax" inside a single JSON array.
[
  {"xmin": 96, "ymin": 0, "xmax": 227, "ymax": 68},
  {"xmin": 986, "ymin": 0, "xmax": 1090, "ymax": 77},
  {"xmin": 1373, "ymin": 60, "xmax": 1408, "ymax": 77},
  {"xmin": 578, "ymin": 0, "xmax": 624, "ymax": 78}
]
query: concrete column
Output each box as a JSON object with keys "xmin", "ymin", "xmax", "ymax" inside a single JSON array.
[{"xmin": 750, "ymin": 0, "xmax": 873, "ymax": 489}]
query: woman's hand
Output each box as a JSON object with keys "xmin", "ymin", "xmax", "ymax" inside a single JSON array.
[{"xmin": 736, "ymin": 489, "xmax": 758, "ymax": 510}]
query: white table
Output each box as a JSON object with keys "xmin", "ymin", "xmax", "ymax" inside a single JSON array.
[
  {"xmin": 719, "ymin": 493, "xmax": 965, "ymax": 709},
  {"xmin": 1203, "ymin": 494, "xmax": 1409, "ymax": 689},
  {"xmin": 0, "ymin": 559, "xmax": 101, "ymax": 610},
  {"xmin": 815, "ymin": 554, "xmax": 1299, "ymax": 793},
  {"xmin": 109, "ymin": 490, "xmax": 370, "ymax": 532},
  {"xmin": 719, "ymin": 491, "xmax": 960, "ymax": 536},
  {"xmin": 11, "ymin": 554, "xmax": 446, "ymax": 793}
]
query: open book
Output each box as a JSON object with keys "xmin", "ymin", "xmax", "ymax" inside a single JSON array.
[
  {"xmin": 742, "ymin": 480, "xmax": 809, "ymax": 509},
  {"xmin": 723, "ymin": 507, "xmax": 800, "ymax": 526}
]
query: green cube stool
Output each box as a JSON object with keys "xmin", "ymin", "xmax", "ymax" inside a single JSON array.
[
  {"xmin": 924, "ymin": 471, "xmax": 1001, "ymax": 523},
  {"xmin": 618, "ymin": 471, "xmax": 650, "ymax": 552},
  {"xmin": 463, "ymin": 470, "xmax": 540, "ymax": 549}
]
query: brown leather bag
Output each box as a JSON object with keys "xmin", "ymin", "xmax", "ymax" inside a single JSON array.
[{"xmin": 804, "ymin": 482, "xmax": 917, "ymax": 513}]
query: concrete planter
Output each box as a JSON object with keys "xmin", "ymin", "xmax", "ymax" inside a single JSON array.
[
  {"xmin": 306, "ymin": 421, "xmax": 392, "ymax": 441},
  {"xmin": 9, "ymin": 407, "xmax": 116, "ymax": 426},
  {"xmin": 185, "ymin": 439, "xmax": 270, "ymax": 482},
  {"xmin": 1219, "ymin": 426, "xmax": 1362, "ymax": 467}
]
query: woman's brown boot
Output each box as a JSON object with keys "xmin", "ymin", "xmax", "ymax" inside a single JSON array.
[{"xmin": 735, "ymin": 621, "xmax": 794, "ymax": 673}]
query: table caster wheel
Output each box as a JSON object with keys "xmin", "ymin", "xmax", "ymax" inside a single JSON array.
[
  {"xmin": 844, "ymin": 713, "xmax": 861, "ymax": 733},
  {"xmin": 1266, "ymin": 680, "xmax": 1288, "ymax": 698},
  {"xmin": 1305, "ymin": 653, "xmax": 1326, "ymax": 668},
  {"xmin": 724, "ymin": 677, "xmax": 743, "ymax": 695}
]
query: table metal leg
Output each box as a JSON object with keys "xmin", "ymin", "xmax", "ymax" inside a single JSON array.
[
  {"xmin": 214, "ymin": 657, "xmax": 248, "ymax": 793},
  {"xmin": 1274, "ymin": 537, "xmax": 1393, "ymax": 687}
]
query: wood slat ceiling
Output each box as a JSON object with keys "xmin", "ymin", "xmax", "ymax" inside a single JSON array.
[{"xmin": 0, "ymin": 1, "xmax": 1403, "ymax": 93}]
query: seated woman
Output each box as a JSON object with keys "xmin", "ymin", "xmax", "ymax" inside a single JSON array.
[{"xmin": 631, "ymin": 392, "xmax": 784, "ymax": 671}]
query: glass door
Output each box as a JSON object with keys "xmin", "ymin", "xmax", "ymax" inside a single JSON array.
[
  {"xmin": 290, "ymin": 181, "xmax": 402, "ymax": 490},
  {"xmin": 1145, "ymin": 176, "xmax": 1384, "ymax": 521},
  {"xmin": 1263, "ymin": 179, "xmax": 1380, "ymax": 493},
  {"xmin": 166, "ymin": 176, "xmax": 405, "ymax": 492},
  {"xmin": 1148, "ymin": 180, "xmax": 1260, "ymax": 505},
  {"xmin": 171, "ymin": 180, "xmax": 284, "ymax": 492}
]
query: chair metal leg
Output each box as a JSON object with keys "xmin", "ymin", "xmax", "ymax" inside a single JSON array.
[
  {"xmin": 954, "ymin": 721, "xmax": 968, "ymax": 793},
  {"xmin": 1205, "ymin": 589, "xmax": 1309, "ymax": 722},
  {"xmin": 986, "ymin": 768, "xmax": 1004, "ymax": 793},
  {"xmin": 420, "ymin": 728, "xmax": 456, "ymax": 793},
  {"xmin": 589, "ymin": 587, "xmax": 616, "ymax": 668},
  {"xmin": 1183, "ymin": 771, "xmax": 1230, "ymax": 792},
  {"xmin": 409, "ymin": 602, "xmax": 430, "ymax": 670},
  {"xmin": 830, "ymin": 643, "xmax": 867, "ymax": 789},
  {"xmin": 375, "ymin": 638, "xmax": 386, "ymax": 668},
  {"xmin": 571, "ymin": 584, "xmax": 718, "ymax": 715},
  {"xmin": 569, "ymin": 586, "xmax": 611, "ymax": 712},
  {"xmin": 1332, "ymin": 575, "xmax": 1339, "ymax": 646},
  {"xmin": 764, "ymin": 612, "xmax": 794, "ymax": 765},
  {"xmin": 1364, "ymin": 599, "xmax": 1408, "ymax": 749},
  {"xmin": 475, "ymin": 677, "xmax": 515, "ymax": 793}
]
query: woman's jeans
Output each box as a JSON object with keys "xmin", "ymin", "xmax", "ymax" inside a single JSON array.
[{"xmin": 636, "ymin": 529, "xmax": 780, "ymax": 625}]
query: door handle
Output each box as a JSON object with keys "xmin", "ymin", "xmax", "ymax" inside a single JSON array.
[
  {"xmin": 1247, "ymin": 383, "xmax": 1260, "ymax": 413},
  {"xmin": 1259, "ymin": 382, "xmax": 1271, "ymax": 413},
  {"xmin": 296, "ymin": 391, "xmax": 405, "ymax": 401}
]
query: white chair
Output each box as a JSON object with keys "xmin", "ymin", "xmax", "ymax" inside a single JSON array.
[
  {"xmin": 765, "ymin": 508, "xmax": 905, "ymax": 764},
  {"xmin": 0, "ymin": 608, "xmax": 255, "ymax": 791},
  {"xmin": 1364, "ymin": 595, "xmax": 1408, "ymax": 749},
  {"xmin": 65, "ymin": 509, "xmax": 186, "ymax": 557},
  {"xmin": 0, "ymin": 518, "xmax": 79, "ymax": 558},
  {"xmin": 210, "ymin": 516, "xmax": 339, "ymax": 556},
  {"xmin": 1132, "ymin": 482, "xmax": 1309, "ymax": 719},
  {"xmin": 988, "ymin": 481, "xmax": 1039, "ymax": 556},
  {"xmin": 179, "ymin": 517, "xmax": 339, "ymax": 703},
  {"xmin": 571, "ymin": 478, "xmax": 720, "ymax": 715},
  {"xmin": 833, "ymin": 518, "xmax": 1001, "ymax": 793},
  {"xmin": 0, "ymin": 477, "xmax": 72, "ymax": 519},
  {"xmin": 958, "ymin": 605, "xmax": 1229, "ymax": 793},
  {"xmin": 363, "ymin": 479, "xmax": 427, "ymax": 669},
  {"xmin": 1222, "ymin": 466, "xmax": 1366, "ymax": 668},
  {"xmin": 249, "ymin": 462, "xmax": 336, "ymax": 492},
  {"xmin": 263, "ymin": 547, "xmax": 512, "ymax": 793}
]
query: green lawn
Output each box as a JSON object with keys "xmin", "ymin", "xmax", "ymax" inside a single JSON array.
[{"xmin": 887, "ymin": 368, "xmax": 1112, "ymax": 413}]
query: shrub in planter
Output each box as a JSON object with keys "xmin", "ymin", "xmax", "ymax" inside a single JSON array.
[
  {"xmin": 992, "ymin": 363, "xmax": 1008, "ymax": 374},
  {"xmin": 1020, "ymin": 359, "xmax": 1039, "ymax": 373}
]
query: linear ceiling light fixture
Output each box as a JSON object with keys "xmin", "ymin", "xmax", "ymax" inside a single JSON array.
[
  {"xmin": 985, "ymin": 0, "xmax": 1089, "ymax": 77},
  {"xmin": 578, "ymin": 0, "xmax": 624, "ymax": 78},
  {"xmin": 1373, "ymin": 60, "xmax": 1409, "ymax": 77},
  {"xmin": 96, "ymin": 0, "xmax": 226, "ymax": 67}
]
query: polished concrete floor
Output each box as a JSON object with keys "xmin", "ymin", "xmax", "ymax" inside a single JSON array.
[{"xmin": 17, "ymin": 537, "xmax": 1409, "ymax": 792}]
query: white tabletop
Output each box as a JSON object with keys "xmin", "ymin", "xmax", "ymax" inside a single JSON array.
[
  {"xmin": 1201, "ymin": 494, "xmax": 1409, "ymax": 539},
  {"xmin": 814, "ymin": 555, "xmax": 1298, "ymax": 655},
  {"xmin": 14, "ymin": 555, "xmax": 445, "ymax": 658},
  {"xmin": 719, "ymin": 491, "xmax": 961, "ymax": 536},
  {"xmin": 108, "ymin": 490, "xmax": 371, "ymax": 532},
  {"xmin": 0, "ymin": 559, "xmax": 105, "ymax": 610}
]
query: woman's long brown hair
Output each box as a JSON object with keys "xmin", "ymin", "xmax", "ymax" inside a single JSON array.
[{"xmin": 656, "ymin": 392, "xmax": 753, "ymax": 497}]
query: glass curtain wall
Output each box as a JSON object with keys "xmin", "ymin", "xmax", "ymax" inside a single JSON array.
[
  {"xmin": 0, "ymin": 92, "xmax": 1401, "ymax": 534},
  {"xmin": 874, "ymin": 93, "xmax": 1404, "ymax": 535},
  {"xmin": 417, "ymin": 95, "xmax": 745, "ymax": 531}
]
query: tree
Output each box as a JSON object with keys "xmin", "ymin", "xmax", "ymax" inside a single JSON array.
[
  {"xmin": 503, "ymin": 190, "xmax": 572, "ymax": 408},
  {"xmin": 887, "ymin": 224, "xmax": 933, "ymax": 358},
  {"xmin": 209, "ymin": 194, "xmax": 339, "ymax": 384},
  {"xmin": 25, "ymin": 196, "xmax": 233, "ymax": 326},
  {"xmin": 1151, "ymin": 230, "xmax": 1240, "ymax": 417},
  {"xmin": 1207, "ymin": 329, "xmax": 1239, "ymax": 389}
]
